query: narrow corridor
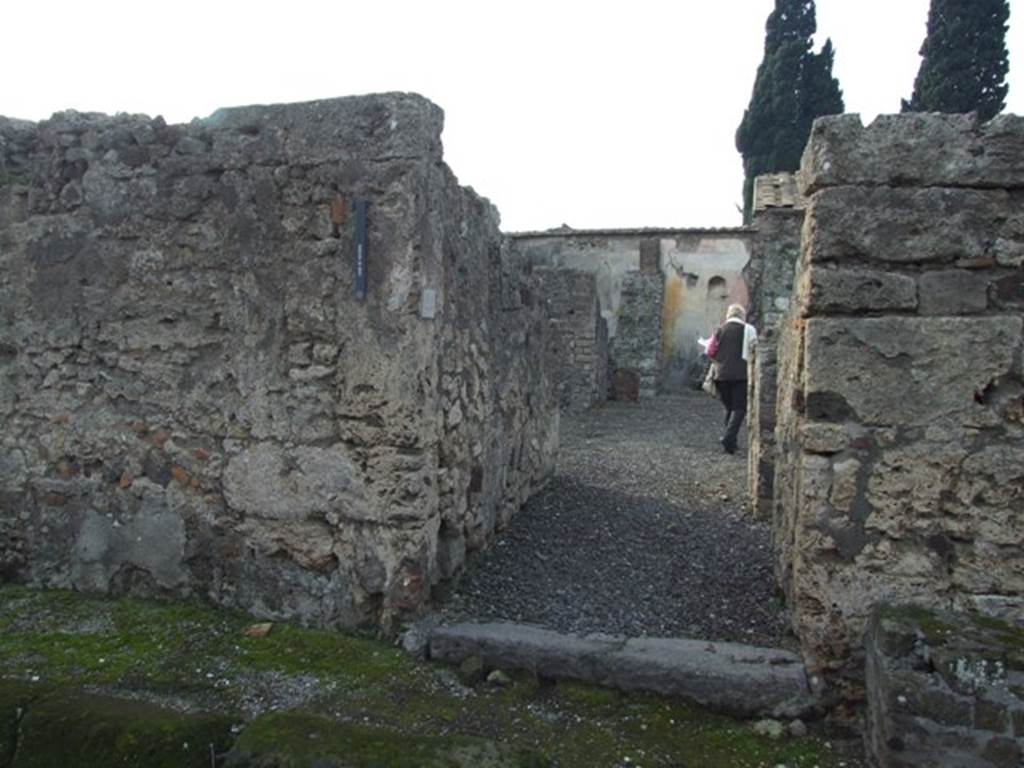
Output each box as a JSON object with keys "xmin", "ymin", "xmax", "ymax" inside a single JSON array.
[{"xmin": 438, "ymin": 392, "xmax": 791, "ymax": 648}]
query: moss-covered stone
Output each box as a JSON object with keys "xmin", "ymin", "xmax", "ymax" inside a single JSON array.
[
  {"xmin": 225, "ymin": 711, "xmax": 549, "ymax": 767},
  {"xmin": 877, "ymin": 603, "xmax": 955, "ymax": 646},
  {"xmin": 11, "ymin": 688, "xmax": 235, "ymax": 768},
  {"xmin": 0, "ymin": 682, "xmax": 45, "ymax": 768},
  {"xmin": 868, "ymin": 603, "xmax": 1024, "ymax": 768},
  {"xmin": 0, "ymin": 585, "xmax": 853, "ymax": 767}
]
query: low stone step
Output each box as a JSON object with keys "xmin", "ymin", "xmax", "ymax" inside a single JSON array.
[{"xmin": 428, "ymin": 622, "xmax": 817, "ymax": 719}]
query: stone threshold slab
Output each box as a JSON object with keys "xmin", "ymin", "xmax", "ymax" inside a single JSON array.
[{"xmin": 428, "ymin": 621, "xmax": 816, "ymax": 719}]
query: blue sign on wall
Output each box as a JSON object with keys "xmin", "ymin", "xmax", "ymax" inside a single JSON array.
[{"xmin": 353, "ymin": 200, "xmax": 368, "ymax": 301}]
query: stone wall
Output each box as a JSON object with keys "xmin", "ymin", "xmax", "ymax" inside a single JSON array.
[
  {"xmin": 865, "ymin": 604, "xmax": 1024, "ymax": 767},
  {"xmin": 610, "ymin": 271, "xmax": 663, "ymax": 398},
  {"xmin": 536, "ymin": 267, "xmax": 609, "ymax": 410},
  {"xmin": 746, "ymin": 177, "xmax": 804, "ymax": 519},
  {"xmin": 511, "ymin": 228, "xmax": 753, "ymax": 394},
  {"xmin": 0, "ymin": 94, "xmax": 558, "ymax": 632},
  {"xmin": 773, "ymin": 113, "xmax": 1024, "ymax": 690}
]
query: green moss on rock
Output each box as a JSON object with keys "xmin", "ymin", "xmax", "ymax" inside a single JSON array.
[
  {"xmin": 0, "ymin": 682, "xmax": 45, "ymax": 768},
  {"xmin": 225, "ymin": 711, "xmax": 550, "ymax": 768},
  {"xmin": 12, "ymin": 688, "xmax": 235, "ymax": 768},
  {"xmin": 0, "ymin": 586, "xmax": 852, "ymax": 767},
  {"xmin": 877, "ymin": 604, "xmax": 956, "ymax": 645}
]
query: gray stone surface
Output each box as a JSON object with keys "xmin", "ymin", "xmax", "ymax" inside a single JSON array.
[
  {"xmin": 746, "ymin": 199, "xmax": 802, "ymax": 519},
  {"xmin": 865, "ymin": 604, "xmax": 1024, "ymax": 768},
  {"xmin": 803, "ymin": 316, "xmax": 1022, "ymax": 427},
  {"xmin": 798, "ymin": 267, "xmax": 918, "ymax": 315},
  {"xmin": 774, "ymin": 113, "xmax": 1024, "ymax": 701},
  {"xmin": 801, "ymin": 113, "xmax": 1024, "ymax": 194},
  {"xmin": 0, "ymin": 93, "xmax": 557, "ymax": 631},
  {"xmin": 536, "ymin": 267, "xmax": 609, "ymax": 411},
  {"xmin": 803, "ymin": 186, "xmax": 1024, "ymax": 266},
  {"xmin": 609, "ymin": 271, "xmax": 663, "ymax": 397},
  {"xmin": 429, "ymin": 622, "xmax": 815, "ymax": 719},
  {"xmin": 919, "ymin": 270, "xmax": 991, "ymax": 316}
]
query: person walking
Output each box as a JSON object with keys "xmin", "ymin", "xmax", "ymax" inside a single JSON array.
[{"xmin": 708, "ymin": 304, "xmax": 757, "ymax": 455}]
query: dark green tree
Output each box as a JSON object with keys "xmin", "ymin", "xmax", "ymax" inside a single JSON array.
[
  {"xmin": 902, "ymin": 0, "xmax": 1010, "ymax": 121},
  {"xmin": 736, "ymin": 0, "xmax": 844, "ymax": 221}
]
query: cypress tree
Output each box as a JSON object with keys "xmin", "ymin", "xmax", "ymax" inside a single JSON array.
[
  {"xmin": 800, "ymin": 40, "xmax": 845, "ymax": 140},
  {"xmin": 736, "ymin": 0, "xmax": 844, "ymax": 222},
  {"xmin": 902, "ymin": 0, "xmax": 1010, "ymax": 121}
]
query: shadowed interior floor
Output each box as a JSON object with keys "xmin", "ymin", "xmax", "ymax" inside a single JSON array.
[{"xmin": 437, "ymin": 393, "xmax": 791, "ymax": 648}]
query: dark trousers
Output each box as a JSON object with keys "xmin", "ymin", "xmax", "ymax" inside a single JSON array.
[{"xmin": 714, "ymin": 379, "xmax": 747, "ymax": 452}]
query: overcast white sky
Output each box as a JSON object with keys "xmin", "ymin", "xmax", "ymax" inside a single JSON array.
[{"xmin": 3, "ymin": 1, "xmax": 1021, "ymax": 231}]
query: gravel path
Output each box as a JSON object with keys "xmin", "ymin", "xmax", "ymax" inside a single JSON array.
[{"xmin": 437, "ymin": 392, "xmax": 792, "ymax": 649}]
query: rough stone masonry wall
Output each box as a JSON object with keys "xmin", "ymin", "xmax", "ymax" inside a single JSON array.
[
  {"xmin": 535, "ymin": 267, "xmax": 609, "ymax": 411},
  {"xmin": 746, "ymin": 180, "xmax": 804, "ymax": 519},
  {"xmin": 865, "ymin": 604, "xmax": 1024, "ymax": 767},
  {"xmin": 0, "ymin": 94, "xmax": 558, "ymax": 632},
  {"xmin": 610, "ymin": 269, "xmax": 663, "ymax": 399},
  {"xmin": 773, "ymin": 112, "xmax": 1024, "ymax": 692}
]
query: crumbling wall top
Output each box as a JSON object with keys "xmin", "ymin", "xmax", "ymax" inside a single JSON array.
[
  {"xmin": 0, "ymin": 92, "xmax": 445, "ymax": 174},
  {"xmin": 204, "ymin": 93, "xmax": 445, "ymax": 164},
  {"xmin": 801, "ymin": 112, "xmax": 1024, "ymax": 195}
]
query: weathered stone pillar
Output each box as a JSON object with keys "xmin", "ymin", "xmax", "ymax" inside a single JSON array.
[
  {"xmin": 610, "ymin": 267, "xmax": 664, "ymax": 399},
  {"xmin": 773, "ymin": 113, "xmax": 1024, "ymax": 692},
  {"xmin": 536, "ymin": 267, "xmax": 609, "ymax": 410},
  {"xmin": 746, "ymin": 174, "xmax": 804, "ymax": 519}
]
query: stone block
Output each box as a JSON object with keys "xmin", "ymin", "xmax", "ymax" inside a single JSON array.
[
  {"xmin": 802, "ymin": 316, "xmax": 1022, "ymax": 427},
  {"xmin": 798, "ymin": 422, "xmax": 849, "ymax": 454},
  {"xmin": 803, "ymin": 186, "xmax": 1024, "ymax": 266},
  {"xmin": 982, "ymin": 736, "xmax": 1023, "ymax": 767},
  {"xmin": 223, "ymin": 443, "xmax": 372, "ymax": 522},
  {"xmin": 15, "ymin": 688, "xmax": 235, "ymax": 767},
  {"xmin": 911, "ymin": 684, "xmax": 974, "ymax": 728},
  {"xmin": 992, "ymin": 269, "xmax": 1024, "ymax": 310},
  {"xmin": 919, "ymin": 270, "xmax": 990, "ymax": 316},
  {"xmin": 801, "ymin": 113, "xmax": 1024, "ymax": 193},
  {"xmin": 963, "ymin": 595, "xmax": 1024, "ymax": 626},
  {"xmin": 798, "ymin": 266, "xmax": 918, "ymax": 315},
  {"xmin": 207, "ymin": 94, "xmax": 445, "ymax": 166},
  {"xmin": 866, "ymin": 605, "xmax": 1024, "ymax": 768},
  {"xmin": 829, "ymin": 457, "xmax": 861, "ymax": 514},
  {"xmin": 429, "ymin": 622, "xmax": 815, "ymax": 719},
  {"xmin": 864, "ymin": 441, "xmax": 970, "ymax": 539},
  {"xmin": 975, "ymin": 697, "xmax": 1012, "ymax": 733}
]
